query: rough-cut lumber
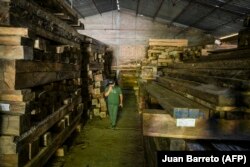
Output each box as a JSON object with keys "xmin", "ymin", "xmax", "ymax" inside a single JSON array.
[
  {"xmin": 168, "ymin": 58, "xmax": 250, "ymax": 69},
  {"xmin": 145, "ymin": 82, "xmax": 209, "ymax": 118},
  {"xmin": 0, "ymin": 46, "xmax": 33, "ymax": 60},
  {"xmin": 157, "ymin": 76, "xmax": 236, "ymax": 106},
  {"xmin": 0, "ymin": 136, "xmax": 16, "ymax": 154},
  {"xmin": 83, "ymin": 44, "xmax": 106, "ymax": 53},
  {"xmin": 0, "ymin": 36, "xmax": 34, "ymax": 46},
  {"xmin": 0, "ymin": 60, "xmax": 81, "ymax": 89},
  {"xmin": 0, "ymin": 1, "xmax": 10, "ymax": 26},
  {"xmin": 143, "ymin": 110, "xmax": 250, "ymax": 141},
  {"xmin": 0, "ymin": 101, "xmax": 33, "ymax": 114},
  {"xmin": 0, "ymin": 113, "xmax": 30, "ymax": 136},
  {"xmin": 0, "ymin": 27, "xmax": 34, "ymax": 38},
  {"xmin": 162, "ymin": 68, "xmax": 250, "ymax": 90},
  {"xmin": 0, "ymin": 89, "xmax": 35, "ymax": 102},
  {"xmin": 15, "ymin": 99, "xmax": 82, "ymax": 151},
  {"xmin": 24, "ymin": 111, "xmax": 82, "ymax": 167},
  {"xmin": 149, "ymin": 39, "xmax": 188, "ymax": 47},
  {"xmin": 3, "ymin": 0, "xmax": 83, "ymax": 46},
  {"xmin": 187, "ymin": 48, "xmax": 250, "ymax": 62},
  {"xmin": 35, "ymin": 0, "xmax": 80, "ymax": 24}
]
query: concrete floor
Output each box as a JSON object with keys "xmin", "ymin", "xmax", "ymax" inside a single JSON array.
[{"xmin": 61, "ymin": 91, "xmax": 145, "ymax": 167}]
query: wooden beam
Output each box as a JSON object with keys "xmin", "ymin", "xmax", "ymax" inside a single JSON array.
[
  {"xmin": 146, "ymin": 82, "xmax": 210, "ymax": 118},
  {"xmin": 143, "ymin": 111, "xmax": 250, "ymax": 141},
  {"xmin": 0, "ymin": 46, "xmax": 33, "ymax": 60},
  {"xmin": 0, "ymin": 89, "xmax": 34, "ymax": 102},
  {"xmin": 157, "ymin": 76, "xmax": 236, "ymax": 106},
  {"xmin": 7, "ymin": 0, "xmax": 83, "ymax": 44},
  {"xmin": 0, "ymin": 60, "xmax": 81, "ymax": 89},
  {"xmin": 153, "ymin": 0, "xmax": 164, "ymax": 20},
  {"xmin": 0, "ymin": 36, "xmax": 34, "ymax": 46},
  {"xmin": 91, "ymin": 0, "xmax": 102, "ymax": 15},
  {"xmin": 0, "ymin": 27, "xmax": 34, "ymax": 38},
  {"xmin": 162, "ymin": 68, "xmax": 250, "ymax": 90},
  {"xmin": 136, "ymin": 0, "xmax": 141, "ymax": 15},
  {"xmin": 24, "ymin": 111, "xmax": 82, "ymax": 167},
  {"xmin": 15, "ymin": 99, "xmax": 82, "ymax": 151},
  {"xmin": 170, "ymin": 0, "xmax": 192, "ymax": 25},
  {"xmin": 168, "ymin": 58, "xmax": 250, "ymax": 70},
  {"xmin": 0, "ymin": 113, "xmax": 30, "ymax": 136}
]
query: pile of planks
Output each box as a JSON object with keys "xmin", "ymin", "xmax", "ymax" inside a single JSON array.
[
  {"xmin": 0, "ymin": 0, "xmax": 85, "ymax": 166},
  {"xmin": 143, "ymin": 39, "xmax": 188, "ymax": 67},
  {"xmin": 141, "ymin": 47, "xmax": 250, "ymax": 156},
  {"xmin": 81, "ymin": 37, "xmax": 109, "ymax": 119}
]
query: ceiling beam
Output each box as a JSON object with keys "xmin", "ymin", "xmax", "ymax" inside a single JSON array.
[
  {"xmin": 174, "ymin": 0, "xmax": 234, "ymax": 37},
  {"xmin": 153, "ymin": 0, "xmax": 165, "ymax": 20},
  {"xmin": 170, "ymin": 0, "xmax": 192, "ymax": 25},
  {"xmin": 136, "ymin": 0, "xmax": 141, "ymax": 15},
  {"xmin": 210, "ymin": 15, "xmax": 243, "ymax": 32},
  {"xmin": 91, "ymin": 0, "xmax": 102, "ymax": 16},
  {"xmin": 190, "ymin": 0, "xmax": 245, "ymax": 17}
]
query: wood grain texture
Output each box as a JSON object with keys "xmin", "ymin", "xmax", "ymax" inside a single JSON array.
[
  {"xmin": 0, "ymin": 113, "xmax": 30, "ymax": 136},
  {"xmin": 143, "ymin": 111, "xmax": 250, "ymax": 140},
  {"xmin": 0, "ymin": 36, "xmax": 34, "ymax": 46},
  {"xmin": 146, "ymin": 82, "xmax": 209, "ymax": 118},
  {"xmin": 0, "ymin": 46, "xmax": 33, "ymax": 60},
  {"xmin": 0, "ymin": 27, "xmax": 33, "ymax": 38}
]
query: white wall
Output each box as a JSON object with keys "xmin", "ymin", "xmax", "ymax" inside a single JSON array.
[{"xmin": 78, "ymin": 9, "xmax": 214, "ymax": 65}]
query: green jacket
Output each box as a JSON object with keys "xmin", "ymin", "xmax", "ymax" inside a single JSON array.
[{"xmin": 105, "ymin": 86, "xmax": 122, "ymax": 105}]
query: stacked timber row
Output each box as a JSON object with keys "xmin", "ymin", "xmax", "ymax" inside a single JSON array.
[
  {"xmin": 141, "ymin": 39, "xmax": 188, "ymax": 81},
  {"xmin": 0, "ymin": 0, "xmax": 85, "ymax": 166},
  {"xmin": 81, "ymin": 37, "xmax": 109, "ymax": 119},
  {"xmin": 142, "ymin": 46, "xmax": 250, "ymax": 163}
]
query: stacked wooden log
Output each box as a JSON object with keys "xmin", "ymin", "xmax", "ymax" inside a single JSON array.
[
  {"xmin": 0, "ymin": 0, "xmax": 85, "ymax": 166},
  {"xmin": 142, "ymin": 47, "xmax": 250, "ymax": 159},
  {"xmin": 81, "ymin": 37, "xmax": 109, "ymax": 119}
]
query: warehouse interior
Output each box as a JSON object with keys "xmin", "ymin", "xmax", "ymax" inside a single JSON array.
[{"xmin": 1, "ymin": 0, "xmax": 250, "ymax": 166}]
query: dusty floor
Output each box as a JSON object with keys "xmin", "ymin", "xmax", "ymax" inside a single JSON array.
[{"xmin": 47, "ymin": 91, "xmax": 145, "ymax": 167}]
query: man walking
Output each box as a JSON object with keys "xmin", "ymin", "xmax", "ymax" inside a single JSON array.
[{"xmin": 104, "ymin": 79, "xmax": 123, "ymax": 129}]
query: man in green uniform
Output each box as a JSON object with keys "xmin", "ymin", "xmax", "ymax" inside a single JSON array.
[{"xmin": 104, "ymin": 79, "xmax": 123, "ymax": 129}]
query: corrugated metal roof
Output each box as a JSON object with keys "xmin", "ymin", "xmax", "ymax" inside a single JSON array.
[{"xmin": 71, "ymin": 0, "xmax": 250, "ymax": 37}]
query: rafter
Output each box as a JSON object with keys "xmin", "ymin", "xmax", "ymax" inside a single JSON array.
[
  {"xmin": 174, "ymin": 0, "xmax": 234, "ymax": 37},
  {"xmin": 153, "ymin": 0, "xmax": 165, "ymax": 20},
  {"xmin": 170, "ymin": 0, "xmax": 192, "ymax": 25},
  {"xmin": 91, "ymin": 0, "xmax": 102, "ymax": 15},
  {"xmin": 136, "ymin": 0, "xmax": 141, "ymax": 15}
]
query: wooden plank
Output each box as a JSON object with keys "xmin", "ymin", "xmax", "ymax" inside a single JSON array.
[
  {"xmin": 24, "ymin": 111, "xmax": 82, "ymax": 167},
  {"xmin": 162, "ymin": 68, "xmax": 250, "ymax": 90},
  {"xmin": 28, "ymin": 138, "xmax": 40, "ymax": 160},
  {"xmin": 0, "ymin": 136, "xmax": 16, "ymax": 154},
  {"xmin": 0, "ymin": 113, "xmax": 30, "ymax": 136},
  {"xmin": 0, "ymin": 27, "xmax": 33, "ymax": 38},
  {"xmin": 0, "ymin": 60, "xmax": 81, "ymax": 89},
  {"xmin": 157, "ymin": 77, "xmax": 236, "ymax": 106},
  {"xmin": 0, "ymin": 1, "xmax": 10, "ymax": 26},
  {"xmin": 15, "ymin": 96, "xmax": 82, "ymax": 151},
  {"xmin": 2, "ymin": 0, "xmax": 82, "ymax": 46},
  {"xmin": 146, "ymin": 82, "xmax": 209, "ymax": 118},
  {"xmin": 143, "ymin": 111, "xmax": 250, "ymax": 141},
  {"xmin": 168, "ymin": 58, "xmax": 250, "ymax": 69},
  {"xmin": 0, "ymin": 101, "xmax": 33, "ymax": 114},
  {"xmin": 149, "ymin": 39, "xmax": 188, "ymax": 47},
  {"xmin": 187, "ymin": 48, "xmax": 250, "ymax": 62},
  {"xmin": 0, "ymin": 36, "xmax": 34, "ymax": 46},
  {"xmin": 0, "ymin": 89, "xmax": 35, "ymax": 102},
  {"xmin": 1, "ymin": 72, "xmax": 75, "ymax": 89},
  {"xmin": 0, "ymin": 46, "xmax": 33, "ymax": 60}
]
